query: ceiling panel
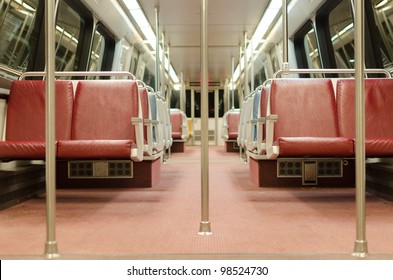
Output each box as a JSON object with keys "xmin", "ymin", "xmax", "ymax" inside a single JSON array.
[{"xmin": 138, "ymin": 0, "xmax": 269, "ymax": 84}]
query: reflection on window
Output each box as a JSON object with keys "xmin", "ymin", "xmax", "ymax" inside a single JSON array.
[
  {"xmin": 118, "ymin": 39, "xmax": 133, "ymax": 73},
  {"xmin": 0, "ymin": 0, "xmax": 38, "ymax": 74},
  {"xmin": 372, "ymin": 0, "xmax": 393, "ymax": 72},
  {"xmin": 304, "ymin": 28, "xmax": 323, "ymax": 78},
  {"xmin": 329, "ymin": 0, "xmax": 354, "ymax": 76},
  {"xmin": 55, "ymin": 0, "xmax": 83, "ymax": 72},
  {"xmin": 270, "ymin": 47, "xmax": 280, "ymax": 74},
  {"xmin": 89, "ymin": 30, "xmax": 105, "ymax": 72}
]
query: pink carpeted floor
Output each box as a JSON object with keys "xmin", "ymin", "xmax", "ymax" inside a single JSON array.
[{"xmin": 1, "ymin": 146, "xmax": 393, "ymax": 259}]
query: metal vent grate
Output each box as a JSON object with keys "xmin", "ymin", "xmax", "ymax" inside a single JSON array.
[
  {"xmin": 69, "ymin": 162, "xmax": 93, "ymax": 177},
  {"xmin": 69, "ymin": 161, "xmax": 133, "ymax": 179},
  {"xmin": 277, "ymin": 160, "xmax": 302, "ymax": 177},
  {"xmin": 108, "ymin": 162, "xmax": 132, "ymax": 177},
  {"xmin": 317, "ymin": 160, "xmax": 342, "ymax": 177}
]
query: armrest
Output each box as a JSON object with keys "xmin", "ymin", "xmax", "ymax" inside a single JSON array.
[
  {"xmin": 265, "ymin": 114, "xmax": 278, "ymax": 159},
  {"xmin": 131, "ymin": 117, "xmax": 144, "ymax": 162}
]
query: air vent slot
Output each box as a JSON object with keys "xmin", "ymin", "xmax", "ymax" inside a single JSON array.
[
  {"xmin": 277, "ymin": 160, "xmax": 302, "ymax": 177},
  {"xmin": 68, "ymin": 161, "xmax": 133, "ymax": 179}
]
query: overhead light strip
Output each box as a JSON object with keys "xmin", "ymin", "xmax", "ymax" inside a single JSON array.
[
  {"xmin": 233, "ymin": 0, "xmax": 282, "ymax": 83},
  {"xmin": 123, "ymin": 0, "xmax": 179, "ymax": 83}
]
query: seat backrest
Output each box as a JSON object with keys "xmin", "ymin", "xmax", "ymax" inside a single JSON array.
[
  {"xmin": 227, "ymin": 110, "xmax": 240, "ymax": 139},
  {"xmin": 5, "ymin": 80, "xmax": 74, "ymax": 141},
  {"xmin": 336, "ymin": 78, "xmax": 393, "ymax": 138},
  {"xmin": 270, "ymin": 79, "xmax": 339, "ymax": 138},
  {"xmin": 170, "ymin": 109, "xmax": 183, "ymax": 138},
  {"xmin": 71, "ymin": 80, "xmax": 139, "ymax": 140}
]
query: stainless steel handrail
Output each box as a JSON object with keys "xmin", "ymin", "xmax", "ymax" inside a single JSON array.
[
  {"xmin": 273, "ymin": 68, "xmax": 391, "ymax": 78},
  {"xmin": 0, "ymin": 64, "xmax": 22, "ymax": 77},
  {"xmin": 19, "ymin": 71, "xmax": 136, "ymax": 80}
]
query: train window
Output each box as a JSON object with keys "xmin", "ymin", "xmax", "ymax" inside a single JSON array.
[
  {"xmin": 142, "ymin": 68, "xmax": 155, "ymax": 89},
  {"xmin": 372, "ymin": 0, "xmax": 393, "ymax": 72},
  {"xmin": 55, "ymin": 0, "xmax": 85, "ymax": 71},
  {"xmin": 270, "ymin": 47, "xmax": 280, "ymax": 74},
  {"xmin": 305, "ymin": 29, "xmax": 322, "ymax": 73},
  {"xmin": 118, "ymin": 39, "xmax": 134, "ymax": 72},
  {"xmin": 185, "ymin": 90, "xmax": 224, "ymax": 118},
  {"xmin": 129, "ymin": 47, "xmax": 139, "ymax": 74},
  {"xmin": 170, "ymin": 90, "xmax": 180, "ymax": 109},
  {"xmin": 294, "ymin": 21, "xmax": 323, "ymax": 78},
  {"xmin": 329, "ymin": 0, "xmax": 354, "ymax": 75},
  {"xmin": 88, "ymin": 24, "xmax": 115, "ymax": 73},
  {"xmin": 0, "ymin": 0, "xmax": 40, "ymax": 74}
]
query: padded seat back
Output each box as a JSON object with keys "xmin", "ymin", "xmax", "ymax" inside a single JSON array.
[
  {"xmin": 270, "ymin": 79, "xmax": 339, "ymax": 138},
  {"xmin": 71, "ymin": 80, "xmax": 139, "ymax": 140},
  {"xmin": 6, "ymin": 80, "xmax": 74, "ymax": 141},
  {"xmin": 170, "ymin": 110, "xmax": 183, "ymax": 139},
  {"xmin": 227, "ymin": 110, "xmax": 240, "ymax": 139},
  {"xmin": 337, "ymin": 78, "xmax": 393, "ymax": 138}
]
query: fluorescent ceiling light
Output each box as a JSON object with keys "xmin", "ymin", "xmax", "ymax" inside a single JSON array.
[
  {"xmin": 122, "ymin": 0, "xmax": 179, "ymax": 84},
  {"xmin": 233, "ymin": 0, "xmax": 282, "ymax": 83}
]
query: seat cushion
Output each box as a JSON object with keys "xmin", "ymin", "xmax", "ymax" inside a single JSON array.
[
  {"xmin": 57, "ymin": 140, "xmax": 135, "ymax": 159},
  {"xmin": 365, "ymin": 139, "xmax": 393, "ymax": 157},
  {"xmin": 0, "ymin": 141, "xmax": 46, "ymax": 159},
  {"xmin": 276, "ymin": 137, "xmax": 354, "ymax": 157}
]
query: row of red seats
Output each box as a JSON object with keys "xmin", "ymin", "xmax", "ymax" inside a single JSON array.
[
  {"xmin": 0, "ymin": 79, "xmax": 170, "ymax": 162},
  {"xmin": 246, "ymin": 78, "xmax": 393, "ymax": 160}
]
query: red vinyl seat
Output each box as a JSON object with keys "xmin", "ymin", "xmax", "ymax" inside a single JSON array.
[
  {"xmin": 57, "ymin": 80, "xmax": 143, "ymax": 161},
  {"xmin": 0, "ymin": 80, "xmax": 74, "ymax": 159},
  {"xmin": 226, "ymin": 110, "xmax": 240, "ymax": 140},
  {"xmin": 169, "ymin": 109, "xmax": 188, "ymax": 140},
  {"xmin": 267, "ymin": 79, "xmax": 354, "ymax": 158},
  {"xmin": 336, "ymin": 78, "xmax": 393, "ymax": 157}
]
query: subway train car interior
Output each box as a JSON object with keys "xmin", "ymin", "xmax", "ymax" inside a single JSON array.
[{"xmin": 1, "ymin": 0, "xmax": 393, "ymax": 261}]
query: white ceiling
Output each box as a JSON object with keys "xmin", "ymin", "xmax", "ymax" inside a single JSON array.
[{"xmin": 138, "ymin": 0, "xmax": 270, "ymax": 84}]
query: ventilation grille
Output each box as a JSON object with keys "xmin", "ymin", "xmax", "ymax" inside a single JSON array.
[
  {"xmin": 68, "ymin": 161, "xmax": 133, "ymax": 179},
  {"xmin": 278, "ymin": 160, "xmax": 302, "ymax": 177},
  {"xmin": 277, "ymin": 159, "xmax": 343, "ymax": 178},
  {"xmin": 317, "ymin": 160, "xmax": 342, "ymax": 177}
]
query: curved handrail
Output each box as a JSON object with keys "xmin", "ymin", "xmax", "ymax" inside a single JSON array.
[
  {"xmin": 273, "ymin": 68, "xmax": 391, "ymax": 79},
  {"xmin": 19, "ymin": 71, "xmax": 137, "ymax": 80},
  {"xmin": 137, "ymin": 80, "xmax": 147, "ymax": 88},
  {"xmin": 0, "ymin": 64, "xmax": 22, "ymax": 78}
]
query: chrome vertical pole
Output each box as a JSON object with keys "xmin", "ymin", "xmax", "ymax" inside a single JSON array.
[
  {"xmin": 282, "ymin": 0, "xmax": 289, "ymax": 70},
  {"xmin": 180, "ymin": 72, "xmax": 185, "ymax": 112},
  {"xmin": 244, "ymin": 32, "xmax": 249, "ymax": 97},
  {"xmin": 191, "ymin": 89, "xmax": 195, "ymax": 146},
  {"xmin": 214, "ymin": 89, "xmax": 218, "ymax": 146},
  {"xmin": 353, "ymin": 0, "xmax": 368, "ymax": 257},
  {"xmin": 44, "ymin": 0, "xmax": 59, "ymax": 258},
  {"xmin": 161, "ymin": 37, "xmax": 166, "ymax": 97},
  {"xmin": 231, "ymin": 56, "xmax": 235, "ymax": 109},
  {"xmin": 199, "ymin": 0, "xmax": 212, "ymax": 235},
  {"xmin": 250, "ymin": 41, "xmax": 254, "ymax": 92},
  {"xmin": 155, "ymin": 5, "xmax": 160, "ymax": 92}
]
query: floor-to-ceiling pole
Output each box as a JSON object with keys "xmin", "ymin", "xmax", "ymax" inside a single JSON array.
[
  {"xmin": 243, "ymin": 32, "xmax": 249, "ymax": 97},
  {"xmin": 44, "ymin": 0, "xmax": 59, "ymax": 258},
  {"xmin": 198, "ymin": 0, "xmax": 212, "ymax": 235},
  {"xmin": 282, "ymin": 0, "xmax": 289, "ymax": 70},
  {"xmin": 231, "ymin": 56, "xmax": 235, "ymax": 109},
  {"xmin": 155, "ymin": 5, "xmax": 160, "ymax": 93},
  {"xmin": 353, "ymin": 0, "xmax": 368, "ymax": 257}
]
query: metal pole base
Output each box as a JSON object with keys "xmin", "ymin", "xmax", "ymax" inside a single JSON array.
[
  {"xmin": 198, "ymin": 221, "xmax": 213, "ymax": 235},
  {"xmin": 44, "ymin": 241, "xmax": 59, "ymax": 259},
  {"xmin": 352, "ymin": 240, "xmax": 368, "ymax": 257}
]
